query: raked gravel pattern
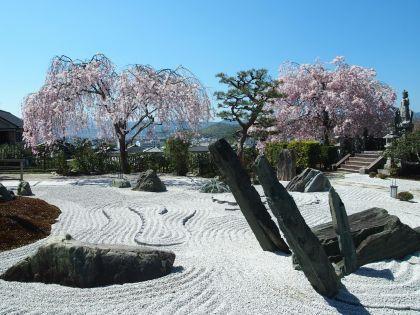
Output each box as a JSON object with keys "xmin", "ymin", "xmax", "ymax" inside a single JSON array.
[{"xmin": 0, "ymin": 174, "xmax": 419, "ymax": 314}]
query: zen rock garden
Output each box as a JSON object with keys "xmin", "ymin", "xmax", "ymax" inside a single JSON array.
[
  {"xmin": 209, "ymin": 139, "xmax": 420, "ymax": 297},
  {"xmin": 1, "ymin": 10, "xmax": 419, "ymax": 311}
]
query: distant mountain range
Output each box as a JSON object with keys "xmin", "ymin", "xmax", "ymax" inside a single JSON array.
[
  {"xmin": 199, "ymin": 121, "xmax": 239, "ymax": 140},
  {"xmin": 73, "ymin": 120, "xmax": 239, "ymax": 141}
]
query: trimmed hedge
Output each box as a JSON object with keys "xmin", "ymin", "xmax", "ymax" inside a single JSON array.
[
  {"xmin": 287, "ymin": 140, "xmax": 321, "ymax": 169},
  {"xmin": 264, "ymin": 140, "xmax": 338, "ymax": 171}
]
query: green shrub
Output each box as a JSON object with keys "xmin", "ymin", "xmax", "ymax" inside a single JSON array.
[
  {"xmin": 243, "ymin": 146, "xmax": 258, "ymax": 173},
  {"xmin": 376, "ymin": 173, "xmax": 388, "ymax": 179},
  {"xmin": 264, "ymin": 141, "xmax": 288, "ymax": 167},
  {"xmin": 397, "ymin": 191, "xmax": 414, "ymax": 201},
  {"xmin": 129, "ymin": 153, "xmax": 169, "ymax": 173},
  {"xmin": 55, "ymin": 151, "xmax": 70, "ymax": 175},
  {"xmin": 369, "ymin": 172, "xmax": 376, "ymax": 178},
  {"xmin": 0, "ymin": 143, "xmax": 30, "ymax": 159},
  {"xmin": 70, "ymin": 139, "xmax": 117, "ymax": 174},
  {"xmin": 320, "ymin": 145, "xmax": 339, "ymax": 169},
  {"xmin": 287, "ymin": 140, "xmax": 321, "ymax": 170},
  {"xmin": 189, "ymin": 152, "xmax": 218, "ymax": 178},
  {"xmin": 164, "ymin": 136, "xmax": 190, "ymax": 176},
  {"xmin": 199, "ymin": 179, "xmax": 230, "ymax": 193},
  {"xmin": 264, "ymin": 140, "xmax": 327, "ymax": 172},
  {"xmin": 384, "ymin": 131, "xmax": 420, "ymax": 163}
]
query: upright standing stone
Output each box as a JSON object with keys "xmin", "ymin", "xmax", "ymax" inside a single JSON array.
[
  {"xmin": 277, "ymin": 149, "xmax": 296, "ymax": 181},
  {"xmin": 255, "ymin": 155, "xmax": 340, "ymax": 297},
  {"xmin": 328, "ymin": 187, "xmax": 357, "ymax": 276},
  {"xmin": 209, "ymin": 139, "xmax": 290, "ymax": 253}
]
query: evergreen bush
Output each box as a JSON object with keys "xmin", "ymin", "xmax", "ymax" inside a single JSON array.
[{"xmin": 164, "ymin": 136, "xmax": 190, "ymax": 176}]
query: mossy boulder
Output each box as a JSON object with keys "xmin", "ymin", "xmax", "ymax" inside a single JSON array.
[
  {"xmin": 397, "ymin": 191, "xmax": 414, "ymax": 202},
  {"xmin": 132, "ymin": 170, "xmax": 166, "ymax": 192},
  {"xmin": 0, "ymin": 235, "xmax": 175, "ymax": 288}
]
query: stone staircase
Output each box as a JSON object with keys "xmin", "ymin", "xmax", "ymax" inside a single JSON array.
[{"xmin": 337, "ymin": 151, "xmax": 383, "ymax": 173}]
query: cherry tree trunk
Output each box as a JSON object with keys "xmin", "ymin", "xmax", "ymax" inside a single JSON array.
[{"xmin": 118, "ymin": 135, "xmax": 130, "ymax": 174}]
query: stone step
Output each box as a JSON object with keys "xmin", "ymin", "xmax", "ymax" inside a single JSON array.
[
  {"xmin": 350, "ymin": 156, "xmax": 378, "ymax": 162},
  {"xmin": 345, "ymin": 160, "xmax": 371, "ymax": 167},
  {"xmin": 355, "ymin": 153, "xmax": 380, "ymax": 158},
  {"xmin": 337, "ymin": 167, "xmax": 360, "ymax": 173},
  {"xmin": 341, "ymin": 164, "xmax": 361, "ymax": 170},
  {"xmin": 347, "ymin": 157, "xmax": 374, "ymax": 163},
  {"xmin": 362, "ymin": 151, "xmax": 383, "ymax": 155}
]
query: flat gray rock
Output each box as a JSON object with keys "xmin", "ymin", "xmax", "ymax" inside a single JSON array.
[
  {"xmin": 0, "ymin": 235, "xmax": 175, "ymax": 288},
  {"xmin": 312, "ymin": 208, "xmax": 420, "ymax": 267},
  {"xmin": 111, "ymin": 178, "xmax": 131, "ymax": 188}
]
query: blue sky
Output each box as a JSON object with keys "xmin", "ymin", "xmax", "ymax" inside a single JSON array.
[{"xmin": 1, "ymin": 0, "xmax": 419, "ymax": 117}]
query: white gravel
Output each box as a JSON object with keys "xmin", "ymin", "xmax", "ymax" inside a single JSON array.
[{"xmin": 0, "ymin": 173, "xmax": 419, "ymax": 314}]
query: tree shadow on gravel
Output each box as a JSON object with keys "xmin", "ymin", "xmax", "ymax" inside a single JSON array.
[
  {"xmin": 354, "ymin": 266, "xmax": 394, "ymax": 280},
  {"xmin": 171, "ymin": 266, "xmax": 185, "ymax": 273},
  {"xmin": 70, "ymin": 179, "xmax": 113, "ymax": 187},
  {"xmin": 326, "ymin": 285, "xmax": 371, "ymax": 315},
  {"xmin": 163, "ymin": 178, "xmax": 207, "ymax": 190}
]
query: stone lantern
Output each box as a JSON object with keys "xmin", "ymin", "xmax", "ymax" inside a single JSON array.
[{"xmin": 383, "ymin": 132, "xmax": 398, "ymax": 148}]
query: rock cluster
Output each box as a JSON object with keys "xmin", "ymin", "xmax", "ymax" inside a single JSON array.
[
  {"xmin": 286, "ymin": 168, "xmax": 331, "ymax": 192},
  {"xmin": 255, "ymin": 155, "xmax": 340, "ymax": 297},
  {"xmin": 312, "ymin": 207, "xmax": 420, "ymax": 268},
  {"xmin": 209, "ymin": 139, "xmax": 290, "ymax": 253},
  {"xmin": 0, "ymin": 235, "xmax": 176, "ymax": 288}
]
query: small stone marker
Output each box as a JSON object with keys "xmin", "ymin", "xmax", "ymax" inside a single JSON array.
[
  {"xmin": 328, "ymin": 187, "xmax": 357, "ymax": 275},
  {"xmin": 209, "ymin": 139, "xmax": 290, "ymax": 253},
  {"xmin": 17, "ymin": 181, "xmax": 33, "ymax": 196},
  {"xmin": 277, "ymin": 149, "xmax": 296, "ymax": 181},
  {"xmin": 255, "ymin": 155, "xmax": 340, "ymax": 297}
]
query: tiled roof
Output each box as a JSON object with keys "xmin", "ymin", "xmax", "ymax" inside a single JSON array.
[{"xmin": 0, "ymin": 110, "xmax": 23, "ymax": 128}]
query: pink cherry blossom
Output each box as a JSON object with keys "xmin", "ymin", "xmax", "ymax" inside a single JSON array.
[
  {"xmin": 264, "ymin": 57, "xmax": 396, "ymax": 145},
  {"xmin": 22, "ymin": 54, "xmax": 211, "ymax": 173}
]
